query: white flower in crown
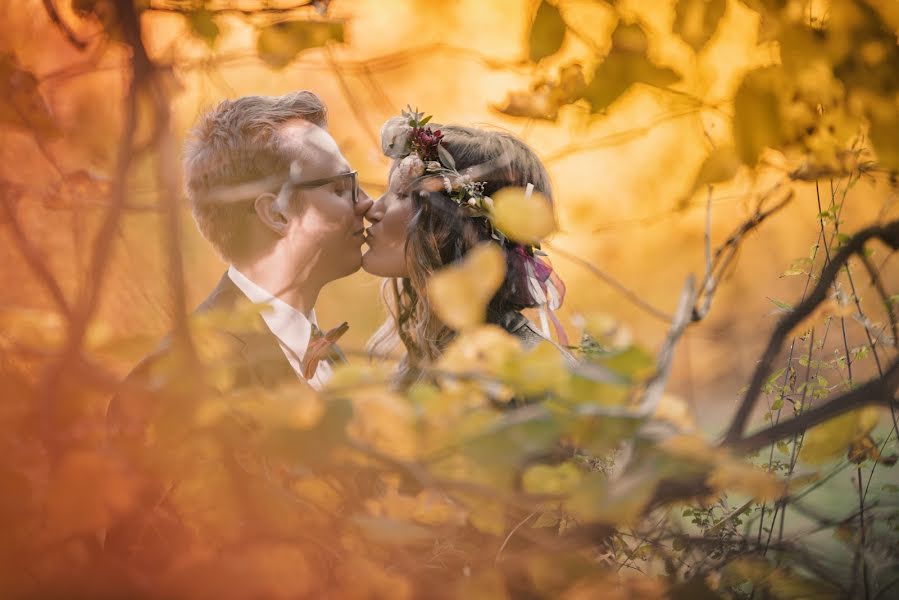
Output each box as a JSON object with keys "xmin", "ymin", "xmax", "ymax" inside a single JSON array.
[
  {"xmin": 390, "ymin": 154, "xmax": 426, "ymax": 191},
  {"xmin": 380, "ymin": 116, "xmax": 413, "ymax": 159}
]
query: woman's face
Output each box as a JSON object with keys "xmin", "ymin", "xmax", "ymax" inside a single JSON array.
[{"xmin": 362, "ymin": 163, "xmax": 416, "ymax": 277}]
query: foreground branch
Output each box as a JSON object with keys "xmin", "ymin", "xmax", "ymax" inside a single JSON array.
[
  {"xmin": 729, "ymin": 357, "xmax": 899, "ymax": 454},
  {"xmin": 723, "ymin": 219, "xmax": 899, "ymax": 444}
]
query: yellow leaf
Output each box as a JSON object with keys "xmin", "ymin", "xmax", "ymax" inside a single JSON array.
[
  {"xmin": 674, "ymin": 0, "xmax": 727, "ymax": 52},
  {"xmin": 185, "ymin": 9, "xmax": 219, "ymax": 47},
  {"xmin": 347, "ymin": 390, "xmax": 419, "ymax": 460},
  {"xmin": 428, "ymin": 243, "xmax": 506, "ymax": 330},
  {"xmin": 491, "ymin": 187, "xmax": 557, "ymax": 245},
  {"xmin": 522, "ymin": 462, "xmax": 583, "ymax": 495},
  {"xmin": 502, "ymin": 341, "xmax": 569, "ymax": 397},
  {"xmin": 528, "ymin": 0, "xmax": 567, "ymax": 62},
  {"xmin": 733, "ymin": 67, "xmax": 788, "ymax": 165},
  {"xmin": 257, "ymin": 19, "xmax": 345, "ymax": 69},
  {"xmin": 695, "ymin": 145, "xmax": 741, "ymax": 187},
  {"xmin": 353, "ymin": 515, "xmax": 433, "ymax": 545},
  {"xmin": 565, "ymin": 466, "xmax": 657, "ymax": 526},
  {"xmin": 799, "ymin": 406, "xmax": 882, "ymax": 465},
  {"xmin": 652, "ymin": 393, "xmax": 697, "ymax": 433}
]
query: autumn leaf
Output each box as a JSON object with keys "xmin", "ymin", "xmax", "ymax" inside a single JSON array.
[
  {"xmin": 185, "ymin": 10, "xmax": 220, "ymax": 47},
  {"xmin": 257, "ymin": 19, "xmax": 345, "ymax": 69},
  {"xmin": 353, "ymin": 515, "xmax": 434, "ymax": 545},
  {"xmin": 496, "ymin": 62, "xmax": 587, "ymax": 120},
  {"xmin": 800, "ymin": 407, "xmax": 882, "ymax": 465},
  {"xmin": 733, "ymin": 66, "xmax": 787, "ymax": 165},
  {"xmin": 528, "ymin": 0, "xmax": 567, "ymax": 62},
  {"xmin": 674, "ymin": 0, "xmax": 727, "ymax": 52},
  {"xmin": 522, "ymin": 462, "xmax": 583, "ymax": 495},
  {"xmin": 491, "ymin": 186, "xmax": 557, "ymax": 245},
  {"xmin": 583, "ymin": 23, "xmax": 680, "ymax": 113},
  {"xmin": 428, "ymin": 243, "xmax": 506, "ymax": 330}
]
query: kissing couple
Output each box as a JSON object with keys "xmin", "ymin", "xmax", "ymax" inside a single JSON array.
[{"xmin": 109, "ymin": 90, "xmax": 572, "ymax": 434}]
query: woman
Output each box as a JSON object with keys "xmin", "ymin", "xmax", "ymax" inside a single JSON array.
[{"xmin": 362, "ymin": 108, "xmax": 570, "ymax": 382}]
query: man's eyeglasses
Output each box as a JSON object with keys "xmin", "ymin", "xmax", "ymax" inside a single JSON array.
[{"xmin": 282, "ymin": 170, "xmax": 359, "ymax": 206}]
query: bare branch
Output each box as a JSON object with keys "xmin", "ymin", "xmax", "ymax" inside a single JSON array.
[
  {"xmin": 0, "ymin": 186, "xmax": 71, "ymax": 317},
  {"xmin": 722, "ymin": 219, "xmax": 899, "ymax": 444},
  {"xmin": 728, "ymin": 356, "xmax": 899, "ymax": 454}
]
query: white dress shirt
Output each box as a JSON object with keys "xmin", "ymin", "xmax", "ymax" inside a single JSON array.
[{"xmin": 227, "ymin": 266, "xmax": 332, "ymax": 390}]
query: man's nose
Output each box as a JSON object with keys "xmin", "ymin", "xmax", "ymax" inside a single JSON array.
[{"xmin": 354, "ymin": 188, "xmax": 374, "ymax": 216}]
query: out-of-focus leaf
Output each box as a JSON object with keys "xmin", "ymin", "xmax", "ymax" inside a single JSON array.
[
  {"xmin": 347, "ymin": 389, "xmax": 419, "ymax": 460},
  {"xmin": 160, "ymin": 541, "xmax": 321, "ymax": 600},
  {"xmin": 564, "ymin": 463, "xmax": 659, "ymax": 525},
  {"xmin": 457, "ymin": 569, "xmax": 509, "ymax": 600},
  {"xmin": 597, "ymin": 345, "xmax": 655, "ymax": 382},
  {"xmin": 522, "ymin": 462, "xmax": 583, "ymax": 495},
  {"xmin": 43, "ymin": 450, "xmax": 143, "ymax": 543},
  {"xmin": 0, "ymin": 53, "xmax": 60, "ymax": 137},
  {"xmin": 185, "ymin": 10, "xmax": 220, "ymax": 47},
  {"xmin": 684, "ymin": 146, "xmax": 741, "ymax": 203},
  {"xmin": 528, "ymin": 0, "xmax": 567, "ymax": 62},
  {"xmin": 353, "ymin": 515, "xmax": 433, "ymax": 545},
  {"xmin": 583, "ymin": 23, "xmax": 680, "ymax": 113},
  {"xmin": 501, "ymin": 341, "xmax": 568, "ymax": 397},
  {"xmin": 496, "ymin": 63, "xmax": 587, "ymax": 120},
  {"xmin": 257, "ymin": 19, "xmax": 345, "ymax": 69},
  {"xmin": 652, "ymin": 393, "xmax": 697, "ymax": 433},
  {"xmin": 733, "ymin": 66, "xmax": 787, "ymax": 165},
  {"xmin": 428, "ymin": 243, "xmax": 506, "ymax": 331},
  {"xmin": 799, "ymin": 406, "xmax": 881, "ymax": 465},
  {"xmin": 674, "ymin": 0, "xmax": 727, "ymax": 52},
  {"xmin": 868, "ymin": 99, "xmax": 899, "ymax": 170},
  {"xmin": 491, "ymin": 186, "xmax": 557, "ymax": 245}
]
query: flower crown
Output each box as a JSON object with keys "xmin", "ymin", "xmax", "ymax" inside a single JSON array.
[
  {"xmin": 380, "ymin": 106, "xmax": 507, "ymax": 244},
  {"xmin": 380, "ymin": 107, "xmax": 568, "ymax": 344}
]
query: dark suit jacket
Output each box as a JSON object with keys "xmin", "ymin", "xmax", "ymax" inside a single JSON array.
[
  {"xmin": 106, "ymin": 272, "xmax": 303, "ymax": 439},
  {"xmin": 104, "ymin": 272, "xmax": 346, "ymax": 570}
]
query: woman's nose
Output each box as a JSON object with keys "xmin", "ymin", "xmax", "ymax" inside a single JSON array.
[{"xmin": 365, "ymin": 196, "xmax": 385, "ymax": 224}]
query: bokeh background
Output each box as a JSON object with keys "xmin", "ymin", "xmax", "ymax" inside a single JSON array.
[{"xmin": 1, "ymin": 0, "xmax": 896, "ymax": 435}]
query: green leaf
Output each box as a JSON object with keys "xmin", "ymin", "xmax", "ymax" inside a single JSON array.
[
  {"xmin": 528, "ymin": 0, "xmax": 567, "ymax": 62},
  {"xmin": 257, "ymin": 20, "xmax": 345, "ymax": 69},
  {"xmin": 733, "ymin": 67, "xmax": 787, "ymax": 165},
  {"xmin": 767, "ymin": 297, "xmax": 794, "ymax": 312},
  {"xmin": 673, "ymin": 0, "xmax": 727, "ymax": 52},
  {"xmin": 185, "ymin": 10, "xmax": 220, "ymax": 47}
]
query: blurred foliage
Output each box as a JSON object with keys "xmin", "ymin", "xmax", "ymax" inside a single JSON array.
[{"xmin": 0, "ymin": 0, "xmax": 898, "ymax": 599}]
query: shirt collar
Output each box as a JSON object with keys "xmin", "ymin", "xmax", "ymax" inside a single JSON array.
[{"xmin": 227, "ymin": 265, "xmax": 318, "ymax": 361}]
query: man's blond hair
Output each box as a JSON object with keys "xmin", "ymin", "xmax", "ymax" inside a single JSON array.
[{"xmin": 183, "ymin": 91, "xmax": 327, "ymax": 260}]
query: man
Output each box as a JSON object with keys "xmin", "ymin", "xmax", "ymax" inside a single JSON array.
[
  {"xmin": 104, "ymin": 91, "xmax": 371, "ymax": 566},
  {"xmin": 111, "ymin": 91, "xmax": 370, "ymax": 424}
]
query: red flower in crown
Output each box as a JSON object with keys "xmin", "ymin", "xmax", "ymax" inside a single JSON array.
[{"xmin": 412, "ymin": 126, "xmax": 444, "ymax": 161}]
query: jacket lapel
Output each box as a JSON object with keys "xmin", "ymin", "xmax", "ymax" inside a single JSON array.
[{"xmin": 196, "ymin": 273, "xmax": 298, "ymax": 389}]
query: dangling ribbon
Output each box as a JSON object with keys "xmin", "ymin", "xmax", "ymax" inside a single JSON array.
[{"xmin": 521, "ymin": 183, "xmax": 569, "ymax": 346}]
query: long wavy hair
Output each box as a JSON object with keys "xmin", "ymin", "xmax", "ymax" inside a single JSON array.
[{"xmin": 371, "ymin": 125, "xmax": 554, "ymax": 383}]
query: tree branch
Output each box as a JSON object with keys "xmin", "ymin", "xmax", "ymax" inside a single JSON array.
[
  {"xmin": 722, "ymin": 219, "xmax": 899, "ymax": 444},
  {"xmin": 728, "ymin": 356, "xmax": 899, "ymax": 454}
]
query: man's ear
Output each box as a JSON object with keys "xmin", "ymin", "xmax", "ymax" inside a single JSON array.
[{"xmin": 253, "ymin": 192, "xmax": 290, "ymax": 236}]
